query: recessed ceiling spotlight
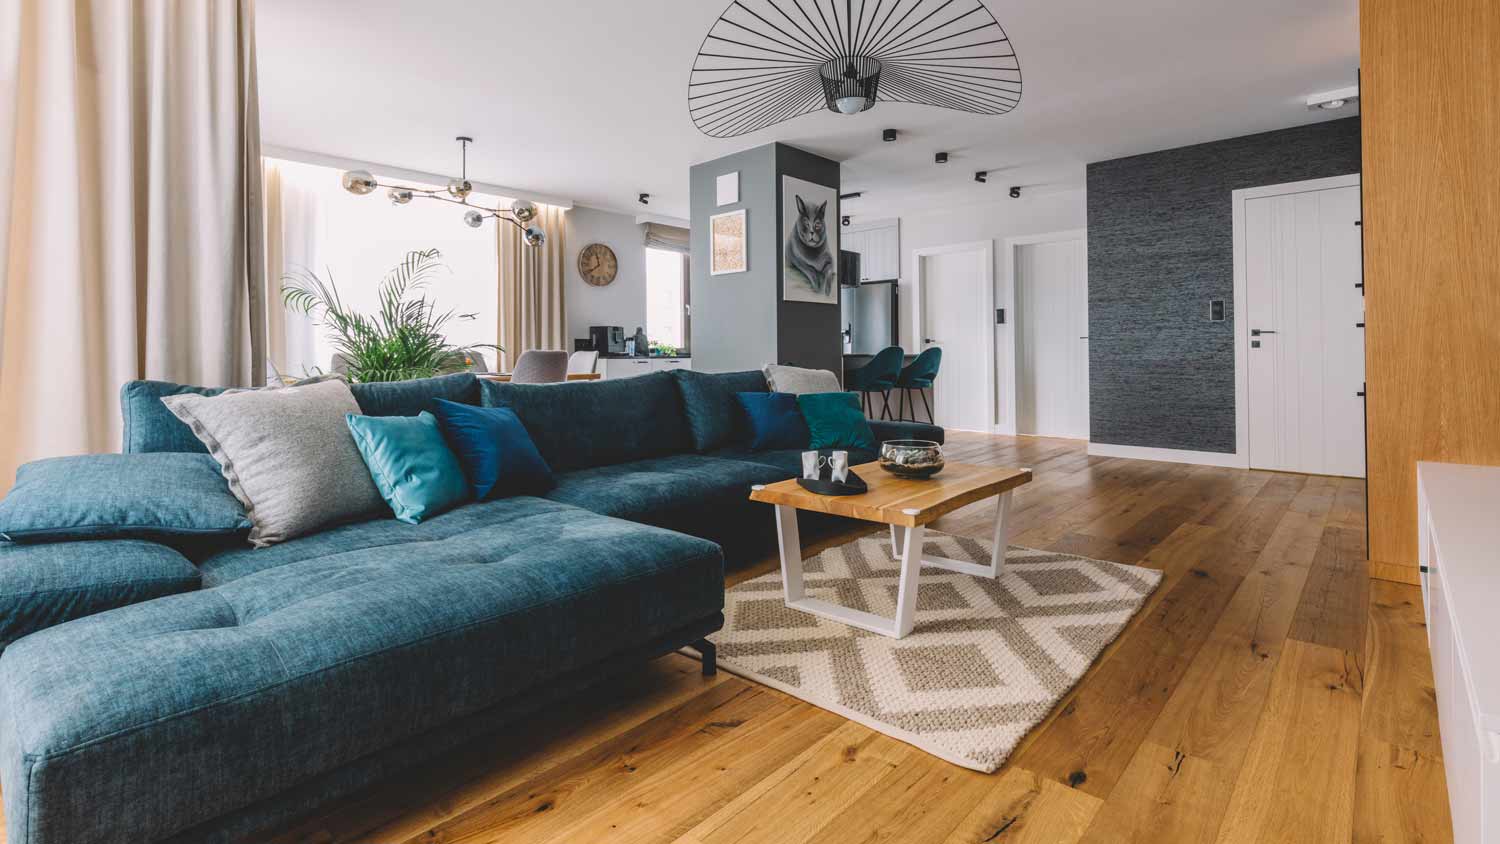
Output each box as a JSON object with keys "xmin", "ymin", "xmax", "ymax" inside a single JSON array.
[
  {"xmin": 882, "ymin": 129, "xmax": 898, "ymax": 142},
  {"xmin": 638, "ymin": 193, "xmax": 650, "ymax": 205},
  {"xmin": 841, "ymin": 215, "xmax": 851, "ymax": 227},
  {"xmin": 1009, "ymin": 186, "xmax": 1021, "ymax": 198},
  {"xmin": 935, "ymin": 152, "xmax": 949, "ymax": 164},
  {"xmin": 974, "ymin": 171, "xmax": 988, "ymax": 184},
  {"xmin": 1306, "ymin": 86, "xmax": 1358, "ymax": 111}
]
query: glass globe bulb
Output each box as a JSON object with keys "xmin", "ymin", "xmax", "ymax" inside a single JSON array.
[
  {"xmin": 341, "ymin": 170, "xmax": 377, "ymax": 195},
  {"xmin": 510, "ymin": 199, "xmax": 538, "ymax": 223},
  {"xmin": 522, "ymin": 225, "xmax": 546, "ymax": 247},
  {"xmin": 448, "ymin": 178, "xmax": 473, "ymax": 199},
  {"xmin": 835, "ymin": 96, "xmax": 866, "ymax": 115},
  {"xmin": 388, "ymin": 188, "xmax": 413, "ymax": 205},
  {"xmin": 463, "ymin": 209, "xmax": 485, "ymax": 228}
]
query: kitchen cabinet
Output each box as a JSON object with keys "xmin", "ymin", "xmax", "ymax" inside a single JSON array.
[
  {"xmin": 599, "ymin": 357, "xmax": 692, "ymax": 379},
  {"xmin": 843, "ymin": 221, "xmax": 900, "ymax": 281}
]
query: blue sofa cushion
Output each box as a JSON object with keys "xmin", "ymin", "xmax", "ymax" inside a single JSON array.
[
  {"xmin": 0, "ymin": 454, "xmax": 250, "ymax": 543},
  {"xmin": 480, "ymin": 372, "xmax": 690, "ymax": 472},
  {"xmin": 120, "ymin": 380, "xmax": 228, "ymax": 454},
  {"xmin": 348, "ymin": 373, "xmax": 480, "ymax": 417},
  {"xmin": 0, "ymin": 539, "xmax": 201, "ymax": 651},
  {"xmin": 672, "ymin": 369, "xmax": 768, "ymax": 451},
  {"xmin": 542, "ymin": 454, "xmax": 792, "ymax": 525},
  {"xmin": 431, "ymin": 400, "xmax": 555, "ymax": 500},
  {"xmin": 798, "ymin": 392, "xmax": 877, "ymax": 452},
  {"xmin": 346, "ymin": 412, "xmax": 470, "ymax": 524},
  {"xmin": 0, "ymin": 499, "xmax": 722, "ymax": 844},
  {"xmin": 735, "ymin": 392, "xmax": 811, "ymax": 451}
]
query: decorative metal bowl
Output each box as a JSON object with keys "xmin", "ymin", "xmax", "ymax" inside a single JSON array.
[{"xmin": 879, "ymin": 439, "xmax": 945, "ymax": 479}]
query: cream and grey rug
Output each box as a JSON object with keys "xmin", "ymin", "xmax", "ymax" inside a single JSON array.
[{"xmin": 696, "ymin": 532, "xmax": 1162, "ymax": 772}]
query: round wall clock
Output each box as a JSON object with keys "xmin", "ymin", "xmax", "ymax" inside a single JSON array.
[{"xmin": 577, "ymin": 243, "xmax": 618, "ymax": 287}]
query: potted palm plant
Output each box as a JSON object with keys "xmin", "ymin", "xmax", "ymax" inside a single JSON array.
[{"xmin": 282, "ymin": 248, "xmax": 499, "ymax": 382}]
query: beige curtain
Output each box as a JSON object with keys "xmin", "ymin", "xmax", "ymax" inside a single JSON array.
[
  {"xmin": 0, "ymin": 0, "xmax": 265, "ymax": 491},
  {"xmin": 496, "ymin": 204, "xmax": 567, "ymax": 372}
]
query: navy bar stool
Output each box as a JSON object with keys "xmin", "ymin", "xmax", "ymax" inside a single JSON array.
[
  {"xmin": 848, "ymin": 346, "xmax": 904, "ymax": 419},
  {"xmin": 895, "ymin": 347, "xmax": 942, "ymax": 423}
]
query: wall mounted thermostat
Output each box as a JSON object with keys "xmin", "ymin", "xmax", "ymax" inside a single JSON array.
[{"xmin": 1209, "ymin": 299, "xmax": 1225, "ymax": 321}]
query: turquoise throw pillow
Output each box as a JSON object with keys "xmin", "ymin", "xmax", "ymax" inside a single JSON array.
[
  {"xmin": 797, "ymin": 392, "xmax": 877, "ymax": 452},
  {"xmin": 346, "ymin": 411, "xmax": 469, "ymax": 524}
]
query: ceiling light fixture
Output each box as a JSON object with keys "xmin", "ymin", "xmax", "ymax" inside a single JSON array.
[
  {"xmin": 974, "ymin": 171, "xmax": 988, "ymax": 184},
  {"xmin": 883, "ymin": 129, "xmax": 898, "ymax": 142},
  {"xmin": 1306, "ymin": 86, "xmax": 1358, "ymax": 111},
  {"xmin": 688, "ymin": 0, "xmax": 1022, "ymax": 138},
  {"xmin": 340, "ymin": 137, "xmax": 544, "ymax": 245},
  {"xmin": 639, "ymin": 193, "xmax": 651, "ymax": 205},
  {"xmin": 935, "ymin": 152, "xmax": 949, "ymax": 164}
]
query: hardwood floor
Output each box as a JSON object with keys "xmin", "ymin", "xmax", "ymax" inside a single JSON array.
[{"xmin": 252, "ymin": 434, "xmax": 1448, "ymax": 843}]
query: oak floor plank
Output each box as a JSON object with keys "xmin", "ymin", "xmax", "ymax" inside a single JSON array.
[
  {"xmin": 1077, "ymin": 742, "xmax": 1236, "ymax": 844},
  {"xmin": 1214, "ymin": 640, "xmax": 1363, "ymax": 844},
  {"xmin": 1352, "ymin": 735, "xmax": 1451, "ymax": 844},
  {"xmin": 941, "ymin": 767, "xmax": 1102, "ymax": 844},
  {"xmin": 1289, "ymin": 524, "xmax": 1371, "ymax": 655}
]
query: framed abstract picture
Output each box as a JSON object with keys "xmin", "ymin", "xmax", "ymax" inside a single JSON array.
[
  {"xmin": 710, "ymin": 209, "xmax": 747, "ymax": 275},
  {"xmin": 781, "ymin": 175, "xmax": 838, "ymax": 304}
]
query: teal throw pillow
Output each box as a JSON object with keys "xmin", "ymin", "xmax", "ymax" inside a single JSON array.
[
  {"xmin": 346, "ymin": 411, "xmax": 470, "ymax": 524},
  {"xmin": 797, "ymin": 392, "xmax": 877, "ymax": 452}
]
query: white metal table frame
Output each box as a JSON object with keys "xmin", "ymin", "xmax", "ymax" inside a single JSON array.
[{"xmin": 755, "ymin": 486, "xmax": 1015, "ymax": 639}]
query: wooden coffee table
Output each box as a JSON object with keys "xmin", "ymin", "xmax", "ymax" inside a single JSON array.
[{"xmin": 749, "ymin": 461, "xmax": 1032, "ymax": 638}]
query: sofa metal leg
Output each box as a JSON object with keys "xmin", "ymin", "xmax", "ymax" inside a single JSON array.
[{"xmin": 696, "ymin": 638, "xmax": 717, "ymax": 676}]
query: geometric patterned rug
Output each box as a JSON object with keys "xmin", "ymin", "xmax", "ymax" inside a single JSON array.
[{"xmin": 695, "ymin": 531, "xmax": 1162, "ymax": 772}]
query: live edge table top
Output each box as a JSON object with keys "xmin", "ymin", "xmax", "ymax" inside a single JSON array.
[{"xmin": 749, "ymin": 462, "xmax": 1032, "ymax": 528}]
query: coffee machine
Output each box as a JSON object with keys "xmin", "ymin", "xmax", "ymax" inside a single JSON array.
[{"xmin": 588, "ymin": 326, "xmax": 626, "ymax": 355}]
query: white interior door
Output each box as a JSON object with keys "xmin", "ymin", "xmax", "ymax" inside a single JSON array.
[
  {"xmin": 1244, "ymin": 184, "xmax": 1365, "ymax": 477},
  {"xmin": 919, "ymin": 248, "xmax": 989, "ymax": 432},
  {"xmin": 1014, "ymin": 238, "xmax": 1089, "ymax": 438}
]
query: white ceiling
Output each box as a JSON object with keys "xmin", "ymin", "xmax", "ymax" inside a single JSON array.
[{"xmin": 256, "ymin": 0, "xmax": 1359, "ymax": 221}]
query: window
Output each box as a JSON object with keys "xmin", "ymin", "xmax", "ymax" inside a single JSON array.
[
  {"xmin": 645, "ymin": 247, "xmax": 690, "ymax": 353},
  {"xmin": 265, "ymin": 158, "xmax": 502, "ymax": 377}
]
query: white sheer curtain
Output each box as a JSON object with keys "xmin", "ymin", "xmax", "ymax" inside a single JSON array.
[
  {"xmin": 263, "ymin": 160, "xmax": 324, "ymax": 380},
  {"xmin": 0, "ymin": 0, "xmax": 265, "ymax": 491}
]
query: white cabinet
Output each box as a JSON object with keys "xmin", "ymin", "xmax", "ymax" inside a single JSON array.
[
  {"xmin": 599, "ymin": 357, "xmax": 691, "ymax": 379},
  {"xmin": 1418, "ymin": 462, "xmax": 1500, "ymax": 843},
  {"xmin": 843, "ymin": 221, "xmax": 900, "ymax": 281}
]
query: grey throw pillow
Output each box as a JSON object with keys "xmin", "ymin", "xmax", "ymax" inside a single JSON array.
[
  {"xmin": 763, "ymin": 364, "xmax": 842, "ymax": 395},
  {"xmin": 162, "ymin": 378, "xmax": 384, "ymax": 547}
]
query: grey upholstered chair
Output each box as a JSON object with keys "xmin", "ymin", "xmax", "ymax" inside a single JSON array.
[
  {"xmin": 567, "ymin": 350, "xmax": 599, "ymax": 376},
  {"xmin": 509, "ymin": 350, "xmax": 569, "ymax": 384}
]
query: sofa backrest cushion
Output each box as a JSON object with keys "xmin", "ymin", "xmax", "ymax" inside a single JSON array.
[
  {"xmin": 120, "ymin": 373, "xmax": 482, "ymax": 455},
  {"xmin": 479, "ymin": 371, "xmax": 689, "ymax": 472},
  {"xmin": 121, "ymin": 381, "xmax": 228, "ymax": 454},
  {"xmin": 348, "ymin": 373, "xmax": 480, "ymax": 417},
  {"xmin": 672, "ymin": 369, "xmax": 769, "ymax": 452}
]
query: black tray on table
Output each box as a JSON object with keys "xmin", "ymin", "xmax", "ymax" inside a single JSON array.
[{"xmin": 796, "ymin": 468, "xmax": 868, "ymax": 496}]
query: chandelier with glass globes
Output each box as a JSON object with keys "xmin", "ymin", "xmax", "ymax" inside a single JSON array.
[{"xmin": 339, "ymin": 136, "xmax": 546, "ymax": 246}]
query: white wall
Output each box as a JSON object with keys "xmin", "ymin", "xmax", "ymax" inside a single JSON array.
[
  {"xmin": 564, "ymin": 205, "xmax": 647, "ymax": 345},
  {"xmin": 894, "ymin": 188, "xmax": 1087, "ymax": 430},
  {"xmin": 896, "ymin": 188, "xmax": 1087, "ymax": 336}
]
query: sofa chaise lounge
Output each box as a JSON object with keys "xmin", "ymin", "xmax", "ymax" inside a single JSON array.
[{"xmin": 0, "ymin": 368, "xmax": 941, "ymax": 844}]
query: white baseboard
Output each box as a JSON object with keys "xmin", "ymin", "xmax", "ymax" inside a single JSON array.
[{"xmin": 1086, "ymin": 442, "xmax": 1249, "ymax": 469}]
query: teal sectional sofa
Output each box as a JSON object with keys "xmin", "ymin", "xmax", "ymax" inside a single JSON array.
[{"xmin": 0, "ymin": 369, "xmax": 942, "ymax": 844}]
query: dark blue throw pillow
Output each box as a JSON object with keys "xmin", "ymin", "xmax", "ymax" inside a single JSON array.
[
  {"xmin": 431, "ymin": 399, "xmax": 555, "ymax": 499},
  {"xmin": 735, "ymin": 392, "xmax": 811, "ymax": 451},
  {"xmin": 0, "ymin": 453, "xmax": 251, "ymax": 543}
]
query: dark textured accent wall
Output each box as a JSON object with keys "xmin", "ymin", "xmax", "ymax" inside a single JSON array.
[{"xmin": 1087, "ymin": 117, "xmax": 1362, "ymax": 452}]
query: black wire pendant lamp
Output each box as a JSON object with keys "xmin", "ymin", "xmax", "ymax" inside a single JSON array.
[{"xmin": 690, "ymin": 0, "xmax": 1021, "ymax": 138}]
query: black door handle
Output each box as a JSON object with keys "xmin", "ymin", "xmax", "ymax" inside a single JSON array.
[{"xmin": 1251, "ymin": 329, "xmax": 1278, "ymax": 336}]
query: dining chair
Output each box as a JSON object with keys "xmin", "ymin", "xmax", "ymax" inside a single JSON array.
[
  {"xmin": 509, "ymin": 350, "xmax": 569, "ymax": 384},
  {"xmin": 567, "ymin": 350, "xmax": 599, "ymax": 376},
  {"xmin": 894, "ymin": 347, "xmax": 942, "ymax": 423},
  {"xmin": 847, "ymin": 345, "xmax": 905, "ymax": 419}
]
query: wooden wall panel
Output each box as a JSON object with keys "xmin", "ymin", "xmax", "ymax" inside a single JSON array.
[{"xmin": 1362, "ymin": 0, "xmax": 1500, "ymax": 577}]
